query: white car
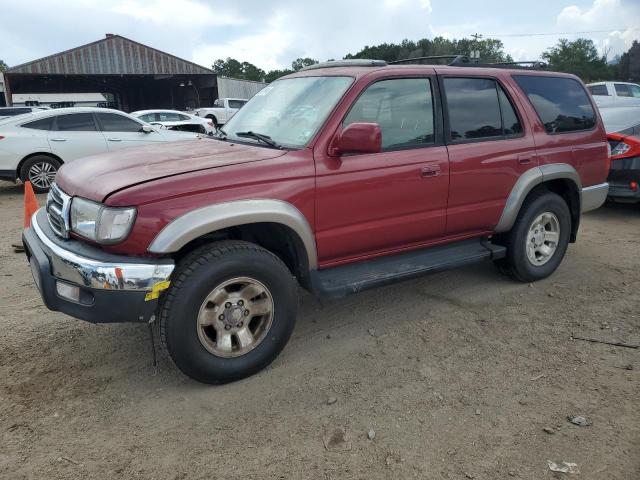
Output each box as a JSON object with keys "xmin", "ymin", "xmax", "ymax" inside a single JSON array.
[
  {"xmin": 587, "ymin": 82, "xmax": 640, "ymax": 108},
  {"xmin": 0, "ymin": 107, "xmax": 199, "ymax": 192},
  {"xmin": 598, "ymin": 105, "xmax": 640, "ymax": 133},
  {"xmin": 130, "ymin": 109, "xmax": 215, "ymax": 135},
  {"xmin": 192, "ymin": 98, "xmax": 247, "ymax": 126}
]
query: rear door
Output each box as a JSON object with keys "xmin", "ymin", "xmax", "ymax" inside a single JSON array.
[
  {"xmin": 440, "ymin": 75, "xmax": 538, "ymax": 236},
  {"xmin": 47, "ymin": 112, "xmax": 109, "ymax": 161},
  {"xmin": 95, "ymin": 112, "xmax": 165, "ymax": 150}
]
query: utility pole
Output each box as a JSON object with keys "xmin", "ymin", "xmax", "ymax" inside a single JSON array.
[{"xmin": 470, "ymin": 33, "xmax": 483, "ymax": 63}]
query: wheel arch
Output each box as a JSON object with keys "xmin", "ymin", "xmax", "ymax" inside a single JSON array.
[
  {"xmin": 17, "ymin": 152, "xmax": 64, "ymax": 180},
  {"xmin": 496, "ymin": 164, "xmax": 582, "ymax": 242},
  {"xmin": 149, "ymin": 200, "xmax": 317, "ymax": 289}
]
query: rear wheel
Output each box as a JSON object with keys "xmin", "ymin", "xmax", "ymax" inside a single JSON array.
[
  {"xmin": 497, "ymin": 190, "xmax": 571, "ymax": 282},
  {"xmin": 160, "ymin": 241, "xmax": 298, "ymax": 384},
  {"xmin": 20, "ymin": 155, "xmax": 61, "ymax": 193}
]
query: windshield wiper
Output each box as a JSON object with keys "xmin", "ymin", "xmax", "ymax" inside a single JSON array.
[{"xmin": 234, "ymin": 131, "xmax": 282, "ymax": 149}]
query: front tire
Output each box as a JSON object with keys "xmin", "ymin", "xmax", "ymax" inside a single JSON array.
[
  {"xmin": 160, "ymin": 241, "xmax": 298, "ymax": 384},
  {"xmin": 20, "ymin": 155, "xmax": 61, "ymax": 193},
  {"xmin": 499, "ymin": 190, "xmax": 571, "ymax": 282}
]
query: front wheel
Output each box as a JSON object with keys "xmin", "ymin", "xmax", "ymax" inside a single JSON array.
[
  {"xmin": 20, "ymin": 155, "xmax": 61, "ymax": 193},
  {"xmin": 498, "ymin": 190, "xmax": 571, "ymax": 282},
  {"xmin": 160, "ymin": 241, "xmax": 298, "ymax": 384}
]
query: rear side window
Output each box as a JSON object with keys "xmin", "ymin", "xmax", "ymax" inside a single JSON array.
[
  {"xmin": 158, "ymin": 112, "xmax": 182, "ymax": 121},
  {"xmin": 588, "ymin": 84, "xmax": 609, "ymax": 96},
  {"xmin": 22, "ymin": 117, "xmax": 54, "ymax": 130},
  {"xmin": 96, "ymin": 113, "xmax": 142, "ymax": 132},
  {"xmin": 513, "ymin": 75, "xmax": 596, "ymax": 134},
  {"xmin": 443, "ymin": 77, "xmax": 522, "ymax": 141},
  {"xmin": 55, "ymin": 113, "xmax": 97, "ymax": 131},
  {"xmin": 344, "ymin": 78, "xmax": 435, "ymax": 150}
]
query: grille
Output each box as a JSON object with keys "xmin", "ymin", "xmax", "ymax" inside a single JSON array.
[{"xmin": 46, "ymin": 183, "xmax": 71, "ymax": 238}]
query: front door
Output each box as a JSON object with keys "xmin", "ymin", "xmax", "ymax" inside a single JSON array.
[
  {"xmin": 95, "ymin": 112, "xmax": 166, "ymax": 151},
  {"xmin": 315, "ymin": 76, "xmax": 449, "ymax": 266}
]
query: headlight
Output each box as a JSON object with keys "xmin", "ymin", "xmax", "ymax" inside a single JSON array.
[{"xmin": 70, "ymin": 197, "xmax": 136, "ymax": 244}]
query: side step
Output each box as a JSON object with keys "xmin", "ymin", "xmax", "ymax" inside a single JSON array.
[{"xmin": 312, "ymin": 239, "xmax": 506, "ymax": 298}]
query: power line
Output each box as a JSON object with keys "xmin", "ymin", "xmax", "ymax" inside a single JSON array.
[{"xmin": 482, "ymin": 28, "xmax": 637, "ymax": 38}]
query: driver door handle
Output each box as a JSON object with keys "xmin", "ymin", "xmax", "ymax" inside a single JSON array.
[
  {"xmin": 107, "ymin": 138, "xmax": 122, "ymax": 142},
  {"xmin": 421, "ymin": 165, "xmax": 441, "ymax": 178},
  {"xmin": 50, "ymin": 138, "xmax": 66, "ymax": 142}
]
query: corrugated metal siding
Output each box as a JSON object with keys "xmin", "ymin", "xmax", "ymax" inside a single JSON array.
[
  {"xmin": 7, "ymin": 35, "xmax": 214, "ymax": 75},
  {"xmin": 217, "ymin": 77, "xmax": 266, "ymax": 100}
]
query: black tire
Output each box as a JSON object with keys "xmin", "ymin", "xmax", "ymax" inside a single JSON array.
[
  {"xmin": 19, "ymin": 155, "xmax": 61, "ymax": 193},
  {"xmin": 160, "ymin": 240, "xmax": 298, "ymax": 384},
  {"xmin": 498, "ymin": 190, "xmax": 571, "ymax": 282},
  {"xmin": 205, "ymin": 115, "xmax": 218, "ymax": 128}
]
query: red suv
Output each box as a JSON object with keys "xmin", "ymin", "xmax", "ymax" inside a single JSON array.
[{"xmin": 23, "ymin": 59, "xmax": 609, "ymax": 383}]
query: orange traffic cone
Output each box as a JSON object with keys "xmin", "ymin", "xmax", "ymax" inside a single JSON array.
[{"xmin": 23, "ymin": 181, "xmax": 40, "ymax": 228}]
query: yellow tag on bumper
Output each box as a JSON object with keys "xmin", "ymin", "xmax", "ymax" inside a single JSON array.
[{"xmin": 144, "ymin": 280, "xmax": 171, "ymax": 301}]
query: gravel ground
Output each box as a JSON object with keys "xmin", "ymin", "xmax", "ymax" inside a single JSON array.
[{"xmin": 0, "ymin": 181, "xmax": 638, "ymax": 480}]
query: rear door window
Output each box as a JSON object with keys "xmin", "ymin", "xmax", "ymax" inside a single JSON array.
[
  {"xmin": 228, "ymin": 100, "xmax": 247, "ymax": 109},
  {"xmin": 513, "ymin": 75, "xmax": 596, "ymax": 134},
  {"xmin": 588, "ymin": 84, "xmax": 609, "ymax": 96},
  {"xmin": 55, "ymin": 113, "xmax": 97, "ymax": 131},
  {"xmin": 158, "ymin": 112, "xmax": 182, "ymax": 121},
  {"xmin": 344, "ymin": 78, "xmax": 435, "ymax": 150},
  {"xmin": 443, "ymin": 77, "xmax": 522, "ymax": 141},
  {"xmin": 22, "ymin": 117, "xmax": 54, "ymax": 130},
  {"xmin": 96, "ymin": 113, "xmax": 143, "ymax": 132}
]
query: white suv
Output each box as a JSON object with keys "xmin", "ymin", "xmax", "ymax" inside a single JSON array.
[{"xmin": 0, "ymin": 107, "xmax": 198, "ymax": 192}]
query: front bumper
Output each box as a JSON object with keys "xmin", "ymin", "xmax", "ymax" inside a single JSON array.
[{"xmin": 22, "ymin": 208, "xmax": 174, "ymax": 323}]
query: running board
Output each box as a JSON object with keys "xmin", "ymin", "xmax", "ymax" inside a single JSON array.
[{"xmin": 311, "ymin": 239, "xmax": 506, "ymax": 298}]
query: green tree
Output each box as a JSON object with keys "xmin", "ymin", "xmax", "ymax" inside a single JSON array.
[
  {"xmin": 615, "ymin": 40, "xmax": 640, "ymax": 81},
  {"xmin": 0, "ymin": 59, "xmax": 8, "ymax": 72},
  {"xmin": 344, "ymin": 37, "xmax": 512, "ymax": 63},
  {"xmin": 541, "ymin": 38, "xmax": 613, "ymax": 82},
  {"xmin": 264, "ymin": 69, "xmax": 293, "ymax": 83},
  {"xmin": 212, "ymin": 58, "xmax": 265, "ymax": 81},
  {"xmin": 291, "ymin": 57, "xmax": 318, "ymax": 71}
]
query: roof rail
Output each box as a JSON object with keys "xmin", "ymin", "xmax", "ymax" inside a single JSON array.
[
  {"xmin": 389, "ymin": 55, "xmax": 469, "ymax": 65},
  {"xmin": 301, "ymin": 59, "xmax": 387, "ymax": 71},
  {"xmin": 462, "ymin": 60, "xmax": 548, "ymax": 70}
]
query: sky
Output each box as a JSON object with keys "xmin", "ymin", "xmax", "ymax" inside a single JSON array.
[{"xmin": 1, "ymin": 0, "xmax": 639, "ymax": 71}]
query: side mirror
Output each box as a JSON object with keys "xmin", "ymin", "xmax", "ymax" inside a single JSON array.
[
  {"xmin": 141, "ymin": 124, "xmax": 155, "ymax": 134},
  {"xmin": 329, "ymin": 122, "xmax": 382, "ymax": 156}
]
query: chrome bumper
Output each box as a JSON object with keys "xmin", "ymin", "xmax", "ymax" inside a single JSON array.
[
  {"xmin": 581, "ymin": 183, "xmax": 609, "ymax": 213},
  {"xmin": 31, "ymin": 210, "xmax": 174, "ymax": 291}
]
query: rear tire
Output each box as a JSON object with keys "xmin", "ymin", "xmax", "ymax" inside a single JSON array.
[
  {"xmin": 498, "ymin": 190, "xmax": 571, "ymax": 282},
  {"xmin": 20, "ymin": 155, "xmax": 61, "ymax": 193},
  {"xmin": 160, "ymin": 241, "xmax": 298, "ymax": 384}
]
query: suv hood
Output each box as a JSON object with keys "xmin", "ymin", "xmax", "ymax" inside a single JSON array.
[{"xmin": 55, "ymin": 138, "xmax": 287, "ymax": 201}]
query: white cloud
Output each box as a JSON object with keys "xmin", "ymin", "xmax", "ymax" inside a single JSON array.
[
  {"xmin": 110, "ymin": 0, "xmax": 246, "ymax": 28},
  {"xmin": 557, "ymin": 0, "xmax": 639, "ymax": 57}
]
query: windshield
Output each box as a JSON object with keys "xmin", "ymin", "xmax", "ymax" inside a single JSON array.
[{"xmin": 221, "ymin": 76, "xmax": 353, "ymax": 148}]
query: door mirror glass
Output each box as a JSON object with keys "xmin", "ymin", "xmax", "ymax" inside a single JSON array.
[{"xmin": 330, "ymin": 122, "xmax": 382, "ymax": 156}]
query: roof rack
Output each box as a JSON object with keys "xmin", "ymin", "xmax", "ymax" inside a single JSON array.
[
  {"xmin": 463, "ymin": 60, "xmax": 548, "ymax": 70},
  {"xmin": 390, "ymin": 55, "xmax": 547, "ymax": 69},
  {"xmin": 301, "ymin": 59, "xmax": 387, "ymax": 71}
]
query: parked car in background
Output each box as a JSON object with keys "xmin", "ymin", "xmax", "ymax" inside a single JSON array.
[
  {"xmin": 130, "ymin": 109, "xmax": 215, "ymax": 135},
  {"xmin": 587, "ymin": 82, "xmax": 640, "ymax": 108},
  {"xmin": 22, "ymin": 60, "xmax": 609, "ymax": 384},
  {"xmin": 603, "ymin": 120, "xmax": 640, "ymax": 203},
  {"xmin": 192, "ymin": 98, "xmax": 247, "ymax": 127},
  {"xmin": 0, "ymin": 107, "xmax": 199, "ymax": 192},
  {"xmin": 0, "ymin": 106, "xmax": 50, "ymax": 119}
]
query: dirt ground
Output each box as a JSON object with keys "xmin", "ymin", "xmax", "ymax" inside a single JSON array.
[{"xmin": 0, "ymin": 180, "xmax": 638, "ymax": 480}]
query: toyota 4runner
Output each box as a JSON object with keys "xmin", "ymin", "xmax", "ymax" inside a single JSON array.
[{"xmin": 23, "ymin": 59, "xmax": 610, "ymax": 383}]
